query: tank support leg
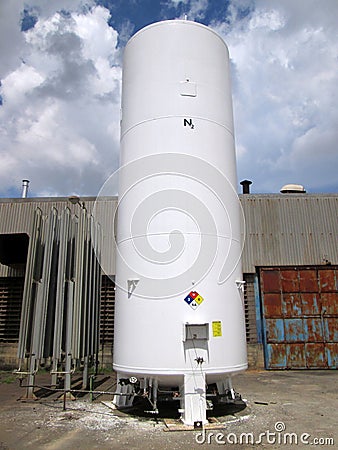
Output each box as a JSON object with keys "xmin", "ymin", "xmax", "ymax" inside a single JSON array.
[
  {"xmin": 112, "ymin": 373, "xmax": 135, "ymax": 408},
  {"xmin": 216, "ymin": 377, "xmax": 243, "ymax": 404},
  {"xmin": 217, "ymin": 377, "xmax": 235, "ymax": 400},
  {"xmin": 180, "ymin": 372, "xmax": 208, "ymax": 426},
  {"xmin": 152, "ymin": 379, "xmax": 158, "ymax": 412}
]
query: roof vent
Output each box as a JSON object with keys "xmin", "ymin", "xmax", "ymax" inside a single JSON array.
[
  {"xmin": 240, "ymin": 179, "xmax": 252, "ymax": 194},
  {"xmin": 280, "ymin": 184, "xmax": 306, "ymax": 194},
  {"xmin": 21, "ymin": 179, "xmax": 30, "ymax": 198}
]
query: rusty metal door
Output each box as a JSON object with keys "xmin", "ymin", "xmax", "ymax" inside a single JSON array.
[{"xmin": 260, "ymin": 267, "xmax": 338, "ymax": 369}]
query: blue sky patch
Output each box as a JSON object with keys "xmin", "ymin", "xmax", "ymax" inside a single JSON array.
[{"xmin": 21, "ymin": 7, "xmax": 38, "ymax": 32}]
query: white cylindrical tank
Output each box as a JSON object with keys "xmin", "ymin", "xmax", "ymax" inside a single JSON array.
[{"xmin": 113, "ymin": 20, "xmax": 247, "ymax": 423}]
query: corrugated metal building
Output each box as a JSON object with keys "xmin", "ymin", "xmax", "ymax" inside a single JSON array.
[
  {"xmin": 0, "ymin": 193, "xmax": 337, "ymax": 370},
  {"xmin": 0, "ymin": 197, "xmax": 117, "ymax": 375},
  {"xmin": 240, "ymin": 194, "xmax": 338, "ymax": 369}
]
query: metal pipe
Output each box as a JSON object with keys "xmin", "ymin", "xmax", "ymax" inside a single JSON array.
[
  {"xmin": 52, "ymin": 207, "xmax": 71, "ymax": 381},
  {"xmin": 152, "ymin": 379, "xmax": 158, "ymax": 411},
  {"xmin": 34, "ymin": 208, "xmax": 58, "ymax": 360},
  {"xmin": 21, "ymin": 179, "xmax": 30, "ymax": 198},
  {"xmin": 89, "ymin": 375, "xmax": 94, "ymax": 402},
  {"xmin": 50, "ymin": 370, "xmax": 75, "ymax": 375},
  {"xmin": 65, "ymin": 281, "xmax": 74, "ymax": 393},
  {"xmin": 19, "ymin": 384, "xmax": 134, "ymax": 396},
  {"xmin": 17, "ymin": 209, "xmax": 42, "ymax": 359},
  {"xmin": 240, "ymin": 179, "xmax": 252, "ymax": 194},
  {"xmin": 63, "ymin": 391, "xmax": 67, "ymax": 411}
]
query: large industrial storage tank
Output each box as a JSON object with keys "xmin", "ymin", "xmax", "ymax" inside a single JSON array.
[{"xmin": 113, "ymin": 19, "xmax": 247, "ymax": 426}]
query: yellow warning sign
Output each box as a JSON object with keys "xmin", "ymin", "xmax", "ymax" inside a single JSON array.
[
  {"xmin": 194, "ymin": 294, "xmax": 204, "ymax": 305},
  {"xmin": 212, "ymin": 321, "xmax": 222, "ymax": 337}
]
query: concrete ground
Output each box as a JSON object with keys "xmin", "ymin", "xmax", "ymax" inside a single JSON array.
[{"xmin": 0, "ymin": 370, "xmax": 336, "ymax": 449}]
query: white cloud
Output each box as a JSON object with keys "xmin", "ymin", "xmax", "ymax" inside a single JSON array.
[
  {"xmin": 165, "ymin": 0, "xmax": 209, "ymax": 21},
  {"xmin": 0, "ymin": 3, "xmax": 121, "ymax": 197},
  {"xmin": 72, "ymin": 6, "xmax": 117, "ymax": 61},
  {"xmin": 211, "ymin": 0, "xmax": 338, "ymax": 192},
  {"xmin": 188, "ymin": 0, "xmax": 208, "ymax": 20},
  {"xmin": 1, "ymin": 64, "xmax": 44, "ymax": 105},
  {"xmin": 166, "ymin": 0, "xmax": 189, "ymax": 7},
  {"xmin": 1, "ymin": 0, "xmax": 337, "ymax": 197},
  {"xmin": 0, "ymin": 0, "xmax": 25, "ymax": 78}
]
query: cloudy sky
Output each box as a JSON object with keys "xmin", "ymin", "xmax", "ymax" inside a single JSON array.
[{"xmin": 0, "ymin": 0, "xmax": 337, "ymax": 197}]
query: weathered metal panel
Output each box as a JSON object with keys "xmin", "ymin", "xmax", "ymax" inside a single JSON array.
[
  {"xmin": 324, "ymin": 318, "xmax": 338, "ymax": 342},
  {"xmin": 299, "ymin": 269, "xmax": 318, "ymax": 292},
  {"xmin": 282, "ymin": 293, "xmax": 302, "ymax": 316},
  {"xmin": 281, "ymin": 269, "xmax": 299, "ymax": 292},
  {"xmin": 301, "ymin": 293, "xmax": 320, "ymax": 315},
  {"xmin": 304, "ymin": 318, "xmax": 323, "ymax": 341},
  {"xmin": 321, "ymin": 293, "xmax": 337, "ymax": 315},
  {"xmin": 266, "ymin": 319, "xmax": 284, "ymax": 342},
  {"xmin": 267, "ymin": 344, "xmax": 286, "ymax": 368},
  {"xmin": 286, "ymin": 344, "xmax": 306, "ymax": 368},
  {"xmin": 263, "ymin": 293, "xmax": 282, "ymax": 317},
  {"xmin": 284, "ymin": 318, "xmax": 304, "ymax": 342},
  {"xmin": 261, "ymin": 269, "xmax": 280, "ymax": 292},
  {"xmin": 325, "ymin": 343, "xmax": 338, "ymax": 368},
  {"xmin": 240, "ymin": 194, "xmax": 338, "ymax": 274},
  {"xmin": 261, "ymin": 266, "xmax": 338, "ymax": 369},
  {"xmin": 319, "ymin": 269, "xmax": 336, "ymax": 291},
  {"xmin": 305, "ymin": 343, "xmax": 326, "ymax": 368}
]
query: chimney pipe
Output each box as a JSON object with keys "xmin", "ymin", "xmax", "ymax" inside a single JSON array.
[
  {"xmin": 21, "ymin": 179, "xmax": 30, "ymax": 198},
  {"xmin": 240, "ymin": 179, "xmax": 252, "ymax": 194}
]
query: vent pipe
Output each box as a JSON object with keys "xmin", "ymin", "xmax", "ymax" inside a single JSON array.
[
  {"xmin": 240, "ymin": 179, "xmax": 252, "ymax": 194},
  {"xmin": 21, "ymin": 179, "xmax": 30, "ymax": 198}
]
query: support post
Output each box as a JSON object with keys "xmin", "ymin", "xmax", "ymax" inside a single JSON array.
[
  {"xmin": 63, "ymin": 281, "xmax": 75, "ymax": 400},
  {"xmin": 152, "ymin": 379, "xmax": 158, "ymax": 412},
  {"xmin": 82, "ymin": 355, "xmax": 89, "ymax": 389},
  {"xmin": 181, "ymin": 372, "xmax": 207, "ymax": 426},
  {"xmin": 24, "ymin": 356, "xmax": 37, "ymax": 400}
]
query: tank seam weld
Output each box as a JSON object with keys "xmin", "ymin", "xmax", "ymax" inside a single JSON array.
[
  {"xmin": 121, "ymin": 116, "xmax": 234, "ymax": 139},
  {"xmin": 116, "ymin": 233, "xmax": 242, "ymax": 245}
]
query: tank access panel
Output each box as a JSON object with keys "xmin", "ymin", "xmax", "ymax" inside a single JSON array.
[{"xmin": 183, "ymin": 323, "xmax": 209, "ymax": 341}]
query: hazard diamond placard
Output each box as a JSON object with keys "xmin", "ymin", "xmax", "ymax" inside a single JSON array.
[{"xmin": 184, "ymin": 291, "xmax": 204, "ymax": 309}]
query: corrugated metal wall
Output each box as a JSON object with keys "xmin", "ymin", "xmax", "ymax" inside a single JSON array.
[
  {"xmin": 240, "ymin": 194, "xmax": 338, "ymax": 273},
  {"xmin": 0, "ymin": 197, "xmax": 118, "ymax": 371},
  {"xmin": 1, "ymin": 194, "xmax": 336, "ymax": 277},
  {"xmin": 0, "ymin": 197, "xmax": 118, "ymax": 277},
  {"xmin": 0, "ymin": 194, "xmax": 337, "ymax": 369}
]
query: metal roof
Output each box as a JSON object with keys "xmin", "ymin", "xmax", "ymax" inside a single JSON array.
[
  {"xmin": 239, "ymin": 194, "xmax": 338, "ymax": 273},
  {"xmin": 0, "ymin": 193, "xmax": 337, "ymax": 276}
]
